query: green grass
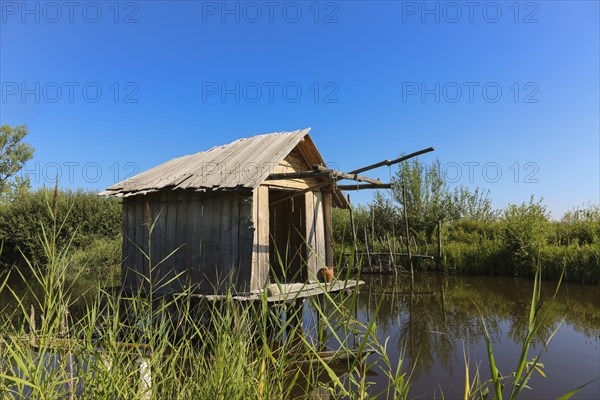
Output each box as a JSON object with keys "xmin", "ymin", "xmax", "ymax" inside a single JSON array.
[{"xmin": 0, "ymin": 198, "xmax": 410, "ymax": 399}]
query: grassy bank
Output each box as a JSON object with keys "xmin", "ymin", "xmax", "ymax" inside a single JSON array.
[{"xmin": 333, "ymin": 202, "xmax": 600, "ymax": 284}]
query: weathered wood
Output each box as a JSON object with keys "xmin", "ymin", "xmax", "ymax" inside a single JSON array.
[
  {"xmin": 437, "ymin": 220, "xmax": 443, "ymax": 270},
  {"xmin": 387, "ymin": 235, "xmax": 396, "ymax": 275},
  {"xmin": 134, "ymin": 200, "xmax": 146, "ymax": 290},
  {"xmin": 402, "ymin": 185, "xmax": 414, "ymax": 279},
  {"xmin": 314, "ymin": 191, "xmax": 326, "ymax": 272},
  {"xmin": 187, "ymin": 193, "xmax": 202, "ymax": 289},
  {"xmin": 336, "ymin": 183, "xmax": 392, "ymax": 190},
  {"xmin": 266, "ymin": 170, "xmax": 331, "ymax": 180},
  {"xmin": 346, "ymin": 252, "xmax": 434, "ymax": 260},
  {"xmin": 347, "ymin": 195, "xmax": 358, "ymax": 267},
  {"xmin": 363, "ymin": 229, "xmax": 372, "ymax": 268},
  {"xmin": 347, "ymin": 147, "xmax": 435, "ymax": 175},
  {"xmin": 237, "ymin": 195, "xmax": 254, "ymax": 292},
  {"xmin": 175, "ymin": 191, "xmax": 187, "ymax": 288},
  {"xmin": 269, "ymin": 180, "xmax": 332, "ymax": 206},
  {"xmin": 257, "ymin": 186, "xmax": 270, "ymax": 289},
  {"xmin": 323, "ymin": 191, "xmax": 334, "ymax": 267},
  {"xmin": 188, "ymin": 279, "xmax": 363, "ymax": 303},
  {"xmin": 305, "ymin": 191, "xmax": 318, "ymax": 281},
  {"xmin": 219, "ymin": 195, "xmax": 233, "ymax": 287},
  {"xmin": 314, "ymin": 165, "xmax": 385, "ymax": 186},
  {"xmin": 229, "ymin": 194, "xmax": 240, "ymax": 288},
  {"xmin": 251, "ymin": 187, "xmax": 270, "ymax": 291}
]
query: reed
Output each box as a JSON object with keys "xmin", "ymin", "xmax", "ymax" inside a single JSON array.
[{"xmin": 0, "ymin": 196, "xmax": 411, "ymax": 399}]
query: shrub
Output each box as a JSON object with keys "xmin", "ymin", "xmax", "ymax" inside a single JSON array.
[{"xmin": 0, "ymin": 188, "xmax": 121, "ymax": 267}]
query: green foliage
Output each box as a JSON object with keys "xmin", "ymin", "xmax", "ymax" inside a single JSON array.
[
  {"xmin": 70, "ymin": 235, "xmax": 122, "ymax": 273},
  {"xmin": 0, "ymin": 124, "xmax": 34, "ymax": 200},
  {"xmin": 333, "ymin": 156, "xmax": 599, "ymax": 283},
  {"xmin": 392, "ymin": 157, "xmax": 495, "ymax": 240},
  {"xmin": 501, "ymin": 196, "xmax": 550, "ymax": 273},
  {"xmin": 0, "ymin": 188, "xmax": 121, "ymax": 267},
  {"xmin": 0, "ymin": 209, "xmax": 412, "ymax": 399}
]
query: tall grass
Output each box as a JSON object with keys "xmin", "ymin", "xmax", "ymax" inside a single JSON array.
[{"xmin": 0, "ymin": 195, "xmax": 411, "ymax": 399}]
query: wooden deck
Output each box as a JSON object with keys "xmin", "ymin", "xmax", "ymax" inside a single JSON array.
[{"xmin": 187, "ymin": 279, "xmax": 363, "ymax": 303}]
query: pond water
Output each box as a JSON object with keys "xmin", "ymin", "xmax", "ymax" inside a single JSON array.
[
  {"xmin": 1, "ymin": 271, "xmax": 598, "ymax": 399},
  {"xmin": 353, "ymin": 273, "xmax": 600, "ymax": 399}
]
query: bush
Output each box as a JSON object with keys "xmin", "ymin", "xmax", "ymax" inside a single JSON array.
[
  {"xmin": 501, "ymin": 196, "xmax": 550, "ymax": 275},
  {"xmin": 70, "ymin": 235, "xmax": 122, "ymax": 274},
  {"xmin": 0, "ymin": 188, "xmax": 121, "ymax": 267}
]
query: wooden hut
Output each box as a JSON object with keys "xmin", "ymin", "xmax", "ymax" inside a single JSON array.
[{"xmin": 101, "ymin": 129, "xmax": 350, "ymax": 296}]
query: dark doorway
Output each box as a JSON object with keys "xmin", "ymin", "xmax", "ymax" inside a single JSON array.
[{"xmin": 268, "ymin": 190, "xmax": 307, "ymax": 282}]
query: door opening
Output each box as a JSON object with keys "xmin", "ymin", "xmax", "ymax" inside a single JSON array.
[{"xmin": 268, "ymin": 190, "xmax": 307, "ymax": 283}]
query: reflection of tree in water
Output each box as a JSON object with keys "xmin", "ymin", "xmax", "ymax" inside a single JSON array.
[{"xmin": 354, "ymin": 273, "xmax": 600, "ymax": 381}]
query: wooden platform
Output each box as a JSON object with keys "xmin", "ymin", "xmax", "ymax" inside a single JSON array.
[{"xmin": 187, "ymin": 279, "xmax": 363, "ymax": 303}]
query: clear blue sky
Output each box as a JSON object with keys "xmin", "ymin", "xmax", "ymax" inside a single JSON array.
[{"xmin": 1, "ymin": 0, "xmax": 598, "ymax": 217}]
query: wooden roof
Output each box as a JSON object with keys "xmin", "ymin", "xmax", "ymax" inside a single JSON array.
[{"xmin": 100, "ymin": 128, "xmax": 348, "ymax": 207}]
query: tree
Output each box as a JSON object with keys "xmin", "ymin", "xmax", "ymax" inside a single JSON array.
[
  {"xmin": 392, "ymin": 157, "xmax": 496, "ymax": 240},
  {"xmin": 0, "ymin": 125, "xmax": 34, "ymax": 200},
  {"xmin": 393, "ymin": 158, "xmax": 448, "ymax": 239}
]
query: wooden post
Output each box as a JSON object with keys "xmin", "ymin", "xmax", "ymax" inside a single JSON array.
[
  {"xmin": 363, "ymin": 229, "xmax": 372, "ymax": 269},
  {"xmin": 437, "ymin": 220, "xmax": 443, "ymax": 271},
  {"xmin": 402, "ymin": 185, "xmax": 414, "ymax": 281},
  {"xmin": 139, "ymin": 356, "xmax": 152, "ymax": 400},
  {"xmin": 323, "ymin": 191, "xmax": 334, "ymax": 268},
  {"xmin": 29, "ymin": 304, "xmax": 36, "ymax": 347},
  {"xmin": 347, "ymin": 195, "xmax": 358, "ymax": 268},
  {"xmin": 387, "ymin": 234, "xmax": 397, "ymax": 276},
  {"xmin": 370, "ymin": 207, "xmax": 375, "ymax": 245}
]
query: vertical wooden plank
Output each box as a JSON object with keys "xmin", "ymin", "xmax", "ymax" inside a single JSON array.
[
  {"xmin": 199, "ymin": 193, "xmax": 214, "ymax": 292},
  {"xmin": 305, "ymin": 191, "xmax": 317, "ymax": 282},
  {"xmin": 175, "ymin": 191, "xmax": 187, "ymax": 289},
  {"xmin": 238, "ymin": 193, "xmax": 254, "ymax": 292},
  {"xmin": 229, "ymin": 193, "xmax": 240, "ymax": 290},
  {"xmin": 211, "ymin": 193, "xmax": 223, "ymax": 291},
  {"xmin": 250, "ymin": 187, "xmax": 270, "ymax": 291},
  {"xmin": 134, "ymin": 198, "xmax": 146, "ymax": 292},
  {"xmin": 153, "ymin": 192, "xmax": 168, "ymax": 293},
  {"xmin": 165, "ymin": 191, "xmax": 178, "ymax": 292},
  {"xmin": 122, "ymin": 199, "xmax": 134, "ymax": 290},
  {"xmin": 251, "ymin": 189, "xmax": 260, "ymax": 290},
  {"xmin": 314, "ymin": 191, "xmax": 326, "ymax": 270},
  {"xmin": 322, "ymin": 191, "xmax": 334, "ymax": 268},
  {"xmin": 219, "ymin": 194, "xmax": 232, "ymax": 291},
  {"xmin": 257, "ymin": 186, "xmax": 270, "ymax": 290},
  {"xmin": 187, "ymin": 192, "xmax": 202, "ymax": 292}
]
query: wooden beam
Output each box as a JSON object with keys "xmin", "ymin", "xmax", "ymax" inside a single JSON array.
[
  {"xmin": 337, "ymin": 183, "xmax": 392, "ymax": 191},
  {"xmin": 313, "ymin": 165, "xmax": 385, "ymax": 185},
  {"xmin": 269, "ymin": 180, "xmax": 332, "ymax": 206},
  {"xmin": 323, "ymin": 192, "xmax": 334, "ymax": 267},
  {"xmin": 266, "ymin": 170, "xmax": 332, "ymax": 180},
  {"xmin": 347, "ymin": 147, "xmax": 435, "ymax": 175}
]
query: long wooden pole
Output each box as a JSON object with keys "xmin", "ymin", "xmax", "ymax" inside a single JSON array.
[
  {"xmin": 313, "ymin": 165, "xmax": 386, "ymax": 186},
  {"xmin": 336, "ymin": 183, "xmax": 392, "ymax": 191},
  {"xmin": 402, "ymin": 184, "xmax": 414, "ymax": 281},
  {"xmin": 437, "ymin": 220, "xmax": 443, "ymax": 271},
  {"xmin": 347, "ymin": 195, "xmax": 358, "ymax": 268},
  {"xmin": 348, "ymin": 147, "xmax": 435, "ymax": 175}
]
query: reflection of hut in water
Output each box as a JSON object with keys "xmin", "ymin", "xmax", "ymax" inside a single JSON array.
[{"xmin": 101, "ymin": 129, "xmax": 359, "ymax": 298}]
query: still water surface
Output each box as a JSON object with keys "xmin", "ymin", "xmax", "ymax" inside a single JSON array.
[
  {"xmin": 353, "ymin": 273, "xmax": 599, "ymax": 399},
  {"xmin": 1, "ymin": 272, "xmax": 598, "ymax": 399}
]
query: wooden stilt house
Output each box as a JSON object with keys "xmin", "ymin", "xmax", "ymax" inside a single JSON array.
[{"xmin": 100, "ymin": 129, "xmax": 351, "ymax": 296}]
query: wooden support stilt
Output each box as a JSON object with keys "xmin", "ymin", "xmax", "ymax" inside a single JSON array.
[
  {"xmin": 348, "ymin": 195, "xmax": 358, "ymax": 268},
  {"xmin": 402, "ymin": 185, "xmax": 414, "ymax": 283},
  {"xmin": 387, "ymin": 234, "xmax": 397, "ymax": 276},
  {"xmin": 363, "ymin": 229, "xmax": 372, "ymax": 269},
  {"xmin": 29, "ymin": 305, "xmax": 36, "ymax": 348},
  {"xmin": 437, "ymin": 220, "xmax": 443, "ymax": 271}
]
